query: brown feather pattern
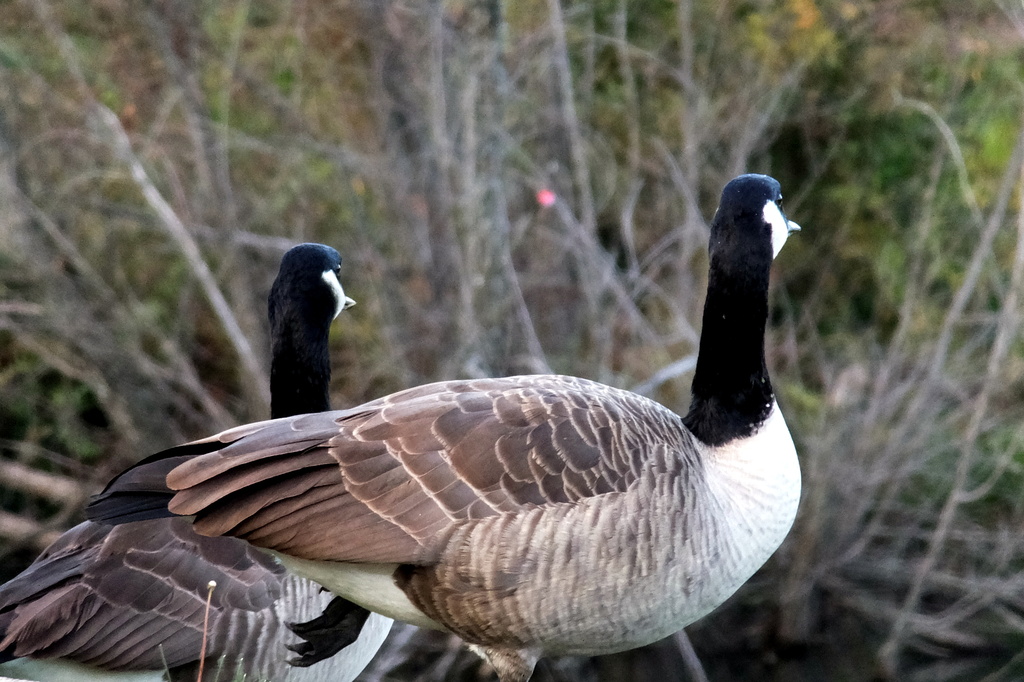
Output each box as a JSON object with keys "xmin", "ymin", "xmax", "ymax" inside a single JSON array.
[
  {"xmin": 0, "ymin": 518, "xmax": 330, "ymax": 675},
  {"xmin": 160, "ymin": 376, "xmax": 681, "ymax": 570}
]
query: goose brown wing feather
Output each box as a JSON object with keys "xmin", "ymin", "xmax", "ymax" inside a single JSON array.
[
  {"xmin": 176, "ymin": 450, "xmax": 412, "ymax": 563},
  {"xmin": 168, "ymin": 430, "xmax": 339, "ymax": 491},
  {"xmin": 0, "ymin": 519, "xmax": 286, "ymax": 670},
  {"xmin": 97, "ymin": 375, "xmax": 688, "ymax": 567},
  {"xmin": 170, "ymin": 448, "xmax": 338, "ymax": 518},
  {"xmin": 190, "ymin": 463, "xmax": 340, "ymax": 537}
]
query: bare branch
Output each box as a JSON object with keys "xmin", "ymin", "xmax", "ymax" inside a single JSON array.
[
  {"xmin": 0, "ymin": 510, "xmax": 62, "ymax": 551},
  {"xmin": 95, "ymin": 105, "xmax": 270, "ymax": 408},
  {"xmin": 0, "ymin": 460, "xmax": 83, "ymax": 504},
  {"xmin": 546, "ymin": 0, "xmax": 596, "ymax": 234},
  {"xmin": 674, "ymin": 631, "xmax": 710, "ymax": 682},
  {"xmin": 878, "ymin": 112, "xmax": 1024, "ymax": 675},
  {"xmin": 894, "ymin": 92, "xmax": 985, "ymax": 228}
]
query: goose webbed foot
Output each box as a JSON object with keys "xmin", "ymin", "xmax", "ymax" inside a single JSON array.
[{"xmin": 286, "ymin": 596, "xmax": 372, "ymax": 666}]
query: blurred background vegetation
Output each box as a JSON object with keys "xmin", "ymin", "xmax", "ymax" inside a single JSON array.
[{"xmin": 0, "ymin": 0, "xmax": 1023, "ymax": 680}]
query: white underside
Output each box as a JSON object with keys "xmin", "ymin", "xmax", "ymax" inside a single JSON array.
[
  {"xmin": 273, "ymin": 554, "xmax": 439, "ymax": 631},
  {"xmin": 698, "ymin": 403, "xmax": 801, "ymax": 606}
]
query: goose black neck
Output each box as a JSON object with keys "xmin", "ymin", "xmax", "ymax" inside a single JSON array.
[
  {"xmin": 269, "ymin": 313, "xmax": 332, "ymax": 419},
  {"xmin": 683, "ymin": 251, "xmax": 774, "ymax": 447}
]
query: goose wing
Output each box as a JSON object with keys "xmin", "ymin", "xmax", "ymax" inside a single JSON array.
[
  {"xmin": 0, "ymin": 518, "xmax": 301, "ymax": 671},
  {"xmin": 91, "ymin": 375, "xmax": 689, "ymax": 566}
]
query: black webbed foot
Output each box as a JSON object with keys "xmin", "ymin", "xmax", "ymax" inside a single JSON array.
[{"xmin": 286, "ymin": 596, "xmax": 373, "ymax": 667}]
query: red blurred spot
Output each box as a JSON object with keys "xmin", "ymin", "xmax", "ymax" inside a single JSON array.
[{"xmin": 536, "ymin": 189, "xmax": 556, "ymax": 207}]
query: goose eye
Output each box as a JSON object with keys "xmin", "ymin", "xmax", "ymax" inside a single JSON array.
[{"xmin": 775, "ymin": 197, "xmax": 783, "ymax": 207}]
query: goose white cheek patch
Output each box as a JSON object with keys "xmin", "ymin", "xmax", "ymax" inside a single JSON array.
[
  {"xmin": 762, "ymin": 200, "xmax": 797, "ymax": 259},
  {"xmin": 322, "ymin": 270, "xmax": 356, "ymax": 319}
]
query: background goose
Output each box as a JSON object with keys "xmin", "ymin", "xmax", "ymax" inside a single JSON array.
[
  {"xmin": 0, "ymin": 244, "xmax": 391, "ymax": 682},
  {"xmin": 89, "ymin": 174, "xmax": 802, "ymax": 682}
]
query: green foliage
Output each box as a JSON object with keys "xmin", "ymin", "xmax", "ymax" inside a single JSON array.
[{"xmin": 0, "ymin": 340, "xmax": 103, "ymax": 463}]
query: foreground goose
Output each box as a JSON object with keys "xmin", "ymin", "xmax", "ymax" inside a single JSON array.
[
  {"xmin": 89, "ymin": 174, "xmax": 802, "ymax": 681},
  {"xmin": 0, "ymin": 244, "xmax": 391, "ymax": 682}
]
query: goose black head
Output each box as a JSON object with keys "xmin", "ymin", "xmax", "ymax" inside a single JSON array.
[
  {"xmin": 710, "ymin": 174, "xmax": 801, "ymax": 264},
  {"xmin": 270, "ymin": 243, "xmax": 356, "ymax": 329}
]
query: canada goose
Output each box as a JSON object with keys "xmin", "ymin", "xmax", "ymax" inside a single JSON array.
[
  {"xmin": 0, "ymin": 244, "xmax": 391, "ymax": 682},
  {"xmin": 88, "ymin": 174, "xmax": 803, "ymax": 682}
]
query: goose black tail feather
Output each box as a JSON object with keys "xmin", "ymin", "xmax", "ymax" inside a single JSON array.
[{"xmin": 87, "ymin": 439, "xmax": 230, "ymax": 525}]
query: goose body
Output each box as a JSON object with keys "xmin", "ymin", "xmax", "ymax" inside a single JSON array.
[
  {"xmin": 89, "ymin": 175, "xmax": 803, "ymax": 681},
  {"xmin": 263, "ymin": 379, "xmax": 798, "ymax": 654},
  {"xmin": 1, "ymin": 244, "xmax": 390, "ymax": 682}
]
